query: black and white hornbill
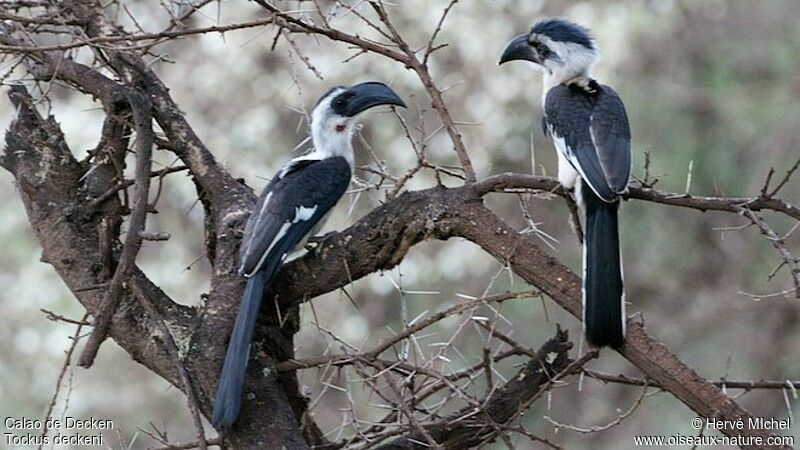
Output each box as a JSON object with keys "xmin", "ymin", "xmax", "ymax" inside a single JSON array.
[
  {"xmin": 499, "ymin": 19, "xmax": 631, "ymax": 348},
  {"xmin": 212, "ymin": 82, "xmax": 406, "ymax": 428}
]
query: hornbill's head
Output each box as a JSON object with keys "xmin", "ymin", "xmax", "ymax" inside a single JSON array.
[
  {"xmin": 499, "ymin": 19, "xmax": 598, "ymax": 79},
  {"xmin": 311, "ymin": 82, "xmax": 406, "ymax": 148}
]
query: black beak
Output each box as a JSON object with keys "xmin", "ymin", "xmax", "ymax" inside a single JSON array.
[
  {"xmin": 499, "ymin": 33, "xmax": 540, "ymax": 65},
  {"xmin": 343, "ymin": 82, "xmax": 406, "ymax": 117}
]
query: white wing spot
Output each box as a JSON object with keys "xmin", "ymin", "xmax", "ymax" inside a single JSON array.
[{"xmin": 293, "ymin": 205, "xmax": 318, "ymax": 223}]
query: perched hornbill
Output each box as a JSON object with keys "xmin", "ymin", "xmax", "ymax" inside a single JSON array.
[
  {"xmin": 212, "ymin": 82, "xmax": 406, "ymax": 427},
  {"xmin": 500, "ymin": 19, "xmax": 631, "ymax": 348}
]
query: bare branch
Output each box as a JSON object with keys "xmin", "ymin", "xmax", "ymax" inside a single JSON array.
[
  {"xmin": 584, "ymin": 370, "xmax": 800, "ymax": 391},
  {"xmin": 0, "ymin": 18, "xmax": 278, "ymax": 53},
  {"xmin": 742, "ymin": 209, "xmax": 800, "ymax": 298},
  {"xmin": 766, "ymin": 157, "xmax": 800, "ymax": 198},
  {"xmin": 423, "ymin": 0, "xmax": 458, "ymax": 66},
  {"xmin": 474, "ymin": 172, "xmax": 800, "ymax": 220},
  {"xmin": 39, "ymin": 313, "xmax": 88, "ymax": 445},
  {"xmin": 78, "ymin": 88, "xmax": 154, "ymax": 368}
]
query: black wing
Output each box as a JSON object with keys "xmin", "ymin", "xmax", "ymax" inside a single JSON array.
[
  {"xmin": 590, "ymin": 86, "xmax": 631, "ymax": 193},
  {"xmin": 239, "ymin": 156, "xmax": 351, "ymax": 277},
  {"xmin": 544, "ymin": 82, "xmax": 631, "ymax": 201}
]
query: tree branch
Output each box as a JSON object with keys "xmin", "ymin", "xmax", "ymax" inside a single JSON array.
[
  {"xmin": 452, "ymin": 200, "xmax": 791, "ymax": 449},
  {"xmin": 265, "ymin": 181, "xmax": 791, "ymax": 447},
  {"xmin": 475, "ymin": 172, "xmax": 800, "ymax": 220},
  {"xmin": 2, "ymin": 86, "xmax": 195, "ymax": 388},
  {"xmin": 78, "ymin": 88, "xmax": 153, "ymax": 367}
]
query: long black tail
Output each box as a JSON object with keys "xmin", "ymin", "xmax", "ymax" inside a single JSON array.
[
  {"xmin": 582, "ymin": 184, "xmax": 625, "ymax": 348},
  {"xmin": 212, "ymin": 270, "xmax": 266, "ymax": 428}
]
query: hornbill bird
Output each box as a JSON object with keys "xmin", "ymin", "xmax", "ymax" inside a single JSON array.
[
  {"xmin": 212, "ymin": 82, "xmax": 406, "ymax": 428},
  {"xmin": 499, "ymin": 19, "xmax": 631, "ymax": 348}
]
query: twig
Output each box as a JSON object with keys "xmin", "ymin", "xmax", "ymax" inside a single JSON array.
[
  {"xmin": 383, "ymin": 370, "xmax": 443, "ymax": 449},
  {"xmin": 422, "ymin": 0, "xmax": 458, "ymax": 66},
  {"xmin": 369, "ymin": 290, "xmax": 535, "ymax": 359},
  {"xmin": 741, "ymin": 209, "xmax": 800, "ymax": 298},
  {"xmin": 0, "ymin": 18, "xmax": 279, "ymax": 53},
  {"xmin": 543, "ymin": 383, "xmax": 650, "ymax": 433},
  {"xmin": 282, "ymin": 29, "xmax": 324, "ymax": 80},
  {"xmin": 40, "ymin": 308, "xmax": 91, "ymax": 326},
  {"xmin": 760, "ymin": 167, "xmax": 775, "ymax": 198},
  {"xmin": 38, "ymin": 313, "xmax": 88, "ymax": 448},
  {"xmin": 376, "ymin": 328, "xmax": 574, "ymax": 449},
  {"xmin": 252, "ymin": 0, "xmax": 410, "ymax": 63},
  {"xmin": 368, "ymin": 1, "xmax": 476, "ymax": 182},
  {"xmin": 0, "ymin": 11, "xmax": 81, "ymax": 26},
  {"xmin": 481, "ymin": 347, "xmax": 493, "ymax": 398},
  {"xmin": 476, "ymin": 322, "xmax": 536, "ymax": 357},
  {"xmin": 90, "ymin": 165, "xmax": 188, "ymax": 209},
  {"xmin": 766, "ymin": 157, "xmax": 800, "ymax": 198}
]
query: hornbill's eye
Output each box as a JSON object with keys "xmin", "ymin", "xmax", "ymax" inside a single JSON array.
[{"xmin": 332, "ymin": 92, "xmax": 353, "ymax": 112}]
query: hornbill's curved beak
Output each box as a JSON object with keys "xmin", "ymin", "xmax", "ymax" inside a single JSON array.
[
  {"xmin": 343, "ymin": 82, "xmax": 407, "ymax": 117},
  {"xmin": 499, "ymin": 33, "xmax": 540, "ymax": 65}
]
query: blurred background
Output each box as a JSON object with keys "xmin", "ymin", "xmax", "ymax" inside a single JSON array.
[{"xmin": 1, "ymin": 0, "xmax": 798, "ymax": 448}]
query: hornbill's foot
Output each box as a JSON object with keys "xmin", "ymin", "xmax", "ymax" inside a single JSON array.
[{"xmin": 304, "ymin": 231, "xmax": 337, "ymax": 253}]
